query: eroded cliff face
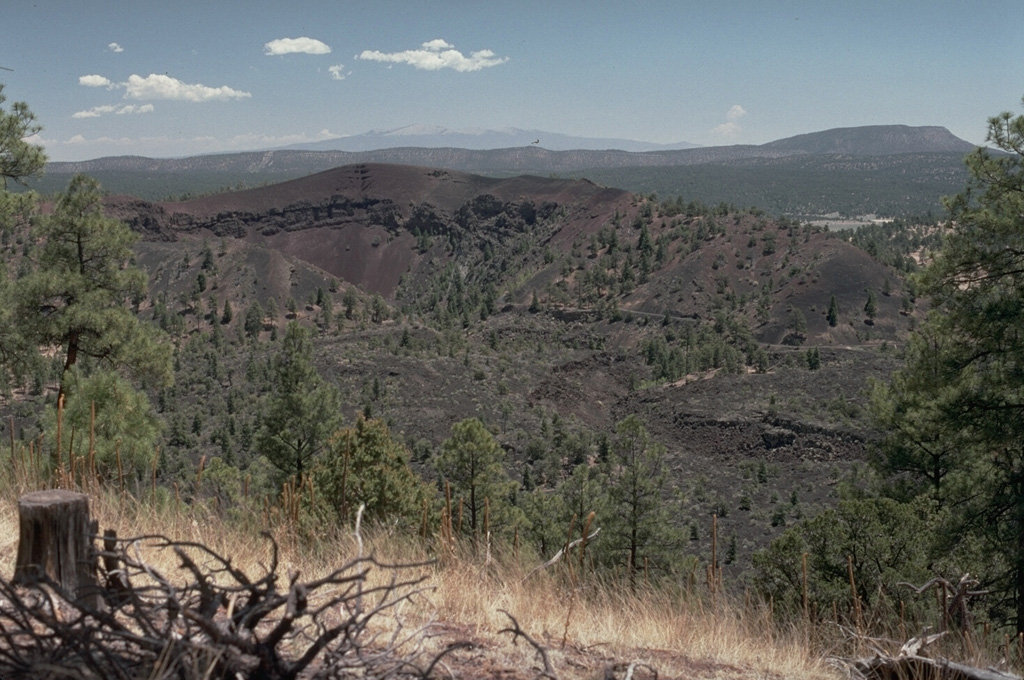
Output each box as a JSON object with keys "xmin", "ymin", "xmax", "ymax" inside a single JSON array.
[
  {"xmin": 111, "ymin": 162, "xmax": 622, "ymax": 237},
  {"xmin": 109, "ymin": 193, "xmax": 404, "ymax": 241},
  {"xmin": 104, "ymin": 196, "xmax": 176, "ymax": 241},
  {"xmin": 108, "ymin": 163, "xmax": 634, "ymax": 301}
]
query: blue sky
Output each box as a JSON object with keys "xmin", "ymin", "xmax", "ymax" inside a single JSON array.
[{"xmin": 2, "ymin": 1, "xmax": 1022, "ymax": 161}]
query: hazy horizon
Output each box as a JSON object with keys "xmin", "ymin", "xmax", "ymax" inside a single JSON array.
[{"xmin": 3, "ymin": 1, "xmax": 1020, "ymax": 162}]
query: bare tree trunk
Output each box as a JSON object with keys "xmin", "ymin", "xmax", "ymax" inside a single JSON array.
[
  {"xmin": 56, "ymin": 330, "xmax": 79, "ymax": 407},
  {"xmin": 12, "ymin": 489, "xmax": 99, "ymax": 608}
]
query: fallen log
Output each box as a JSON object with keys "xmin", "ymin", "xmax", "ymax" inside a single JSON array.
[{"xmin": 850, "ymin": 654, "xmax": 1022, "ymax": 680}]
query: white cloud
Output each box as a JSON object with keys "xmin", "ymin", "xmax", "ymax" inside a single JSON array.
[
  {"xmin": 123, "ymin": 74, "xmax": 251, "ymax": 101},
  {"xmin": 726, "ymin": 105, "xmax": 747, "ymax": 121},
  {"xmin": 264, "ymin": 37, "xmax": 331, "ymax": 56},
  {"xmin": 108, "ymin": 42, "xmax": 124, "ymax": 53},
  {"xmin": 77, "ymin": 73, "xmax": 249, "ymax": 105},
  {"xmin": 712, "ymin": 122, "xmax": 742, "ymax": 137},
  {"xmin": 328, "ymin": 64, "xmax": 347, "ymax": 80},
  {"xmin": 118, "ymin": 104, "xmax": 154, "ymax": 114},
  {"xmin": 72, "ymin": 107, "xmax": 108, "ymax": 118},
  {"xmin": 357, "ymin": 38, "xmax": 509, "ymax": 72},
  {"xmin": 79, "ymin": 74, "xmax": 112, "ymax": 87},
  {"xmin": 712, "ymin": 105, "xmax": 747, "ymax": 138},
  {"xmin": 73, "ymin": 103, "xmax": 155, "ymax": 118},
  {"xmin": 421, "ymin": 39, "xmax": 453, "ymax": 51}
]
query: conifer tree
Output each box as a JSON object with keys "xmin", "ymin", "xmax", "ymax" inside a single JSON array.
[
  {"xmin": 872, "ymin": 97, "xmax": 1024, "ymax": 632},
  {"xmin": 0, "ymin": 86, "xmax": 47, "ymax": 386},
  {"xmin": 0, "ymin": 84, "xmax": 46, "ymax": 189},
  {"xmin": 314, "ymin": 416, "xmax": 426, "ymax": 526},
  {"xmin": 244, "ymin": 300, "xmax": 264, "ymax": 340},
  {"xmin": 257, "ymin": 322, "xmax": 341, "ymax": 481},
  {"xmin": 826, "ymin": 295, "xmax": 839, "ymax": 327},
  {"xmin": 44, "ymin": 369, "xmax": 162, "ymax": 480},
  {"xmin": 14, "ymin": 174, "xmax": 172, "ymax": 402},
  {"xmin": 603, "ymin": 415, "xmax": 680, "ymax": 584},
  {"xmin": 864, "ymin": 289, "xmax": 877, "ymax": 321},
  {"xmin": 435, "ymin": 418, "xmax": 520, "ymax": 539}
]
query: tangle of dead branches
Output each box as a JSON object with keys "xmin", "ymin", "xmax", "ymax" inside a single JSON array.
[{"xmin": 0, "ymin": 529, "xmax": 463, "ymax": 679}]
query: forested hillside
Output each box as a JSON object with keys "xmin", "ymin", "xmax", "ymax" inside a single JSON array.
[{"xmin": 3, "ymin": 82, "xmax": 1024, "ymax": 678}]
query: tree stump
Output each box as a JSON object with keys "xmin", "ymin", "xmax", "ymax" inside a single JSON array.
[{"xmin": 12, "ymin": 489, "xmax": 99, "ymax": 607}]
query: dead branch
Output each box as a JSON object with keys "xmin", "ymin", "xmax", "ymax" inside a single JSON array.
[
  {"xmin": 499, "ymin": 609, "xmax": 558, "ymax": 679},
  {"xmin": 898, "ymin": 573, "xmax": 991, "ymax": 631},
  {"xmin": 416, "ymin": 641, "xmax": 476, "ymax": 679},
  {"xmin": 848, "ymin": 655, "xmax": 1021, "ymax": 680},
  {"xmin": 843, "ymin": 631, "xmax": 1021, "ymax": 680},
  {"xmin": 0, "ymin": 530, "xmax": 455, "ymax": 679},
  {"xmin": 522, "ymin": 528, "xmax": 601, "ymax": 582},
  {"xmin": 602, "ymin": 660, "xmax": 658, "ymax": 680}
]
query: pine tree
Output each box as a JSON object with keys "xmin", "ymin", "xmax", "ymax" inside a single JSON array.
[
  {"xmin": 370, "ymin": 294, "xmax": 387, "ymax": 324},
  {"xmin": 313, "ymin": 416, "xmax": 427, "ymax": 526},
  {"xmin": 318, "ymin": 292, "xmax": 333, "ymax": 330},
  {"xmin": 200, "ymin": 241, "xmax": 215, "ymax": 271},
  {"xmin": 43, "ymin": 368, "xmax": 162, "ymax": 483},
  {"xmin": 519, "ymin": 485, "xmax": 566, "ymax": 558},
  {"xmin": 604, "ymin": 415, "xmax": 680, "ymax": 584},
  {"xmin": 435, "ymin": 418, "xmax": 520, "ymax": 539},
  {"xmin": 864, "ymin": 289, "xmax": 877, "ymax": 321},
  {"xmin": 0, "ymin": 84, "xmax": 46, "ymax": 188},
  {"xmin": 753, "ymin": 498, "xmax": 931, "ymax": 615},
  {"xmin": 14, "ymin": 174, "xmax": 172, "ymax": 401},
  {"xmin": 266, "ymin": 296, "xmax": 279, "ymax": 327},
  {"xmin": 257, "ymin": 322, "xmax": 341, "ymax": 481},
  {"xmin": 826, "ymin": 295, "xmax": 839, "ymax": 327},
  {"xmin": 558, "ymin": 462, "xmax": 608, "ymax": 540},
  {"xmin": 872, "ymin": 97, "xmax": 1024, "ymax": 632},
  {"xmin": 0, "ymin": 86, "xmax": 47, "ymax": 387},
  {"xmin": 788, "ymin": 306, "xmax": 807, "ymax": 338},
  {"xmin": 244, "ymin": 300, "xmax": 264, "ymax": 340},
  {"xmin": 342, "ymin": 288, "xmax": 357, "ymax": 320}
]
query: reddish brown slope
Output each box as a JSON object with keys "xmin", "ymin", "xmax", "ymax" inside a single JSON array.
[
  {"xmin": 159, "ymin": 163, "xmax": 629, "ymax": 218},
  {"xmin": 117, "ymin": 163, "xmax": 636, "ymax": 301}
]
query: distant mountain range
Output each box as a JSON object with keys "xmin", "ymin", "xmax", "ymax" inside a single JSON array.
[
  {"xmin": 280, "ymin": 124, "xmax": 702, "ymax": 153},
  {"xmin": 46, "ymin": 125, "xmax": 976, "ymax": 177},
  {"xmin": 36, "ymin": 124, "xmax": 977, "ymax": 216}
]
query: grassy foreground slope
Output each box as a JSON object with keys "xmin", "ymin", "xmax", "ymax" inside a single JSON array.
[{"xmin": 0, "ymin": 473, "xmax": 833, "ymax": 680}]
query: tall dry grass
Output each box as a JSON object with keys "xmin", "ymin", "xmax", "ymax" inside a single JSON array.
[
  {"xmin": 0, "ymin": 510, "xmax": 837, "ymax": 677},
  {"xmin": 0, "ymin": 437, "xmax": 842, "ymax": 679},
  {"xmin": 7, "ymin": 422, "xmax": 1020, "ymax": 678}
]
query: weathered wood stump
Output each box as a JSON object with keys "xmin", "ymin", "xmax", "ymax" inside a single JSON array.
[{"xmin": 12, "ymin": 489, "xmax": 99, "ymax": 607}]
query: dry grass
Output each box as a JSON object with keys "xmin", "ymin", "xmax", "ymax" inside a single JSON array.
[
  {"xmin": 2, "ymin": 501, "xmax": 836, "ymax": 678},
  {"xmin": 0, "ymin": 462, "xmax": 840, "ymax": 679},
  {"xmin": 423, "ymin": 558, "xmax": 833, "ymax": 680},
  {"xmin": 0, "ymin": 443, "xmax": 1014, "ymax": 678}
]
